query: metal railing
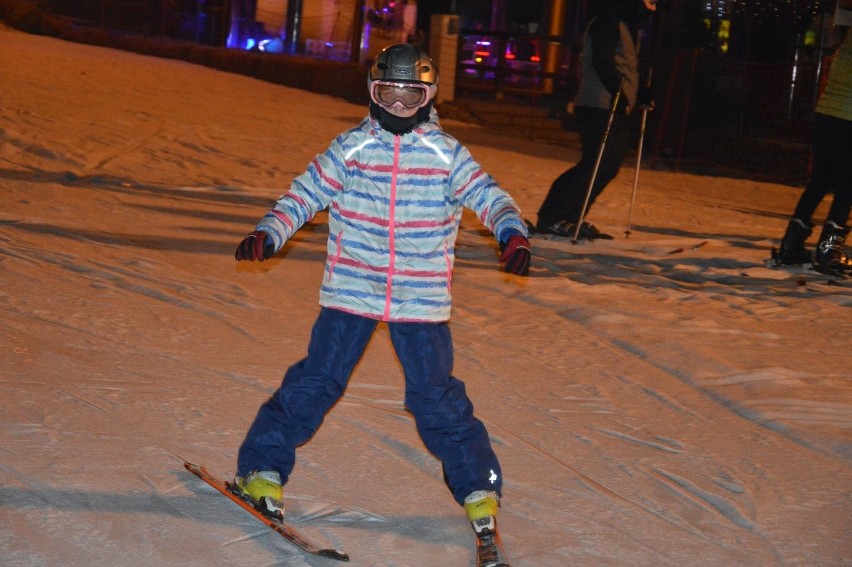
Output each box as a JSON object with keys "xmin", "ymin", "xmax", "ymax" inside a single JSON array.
[
  {"xmin": 451, "ymin": 29, "xmax": 824, "ymax": 184},
  {"xmin": 34, "ymin": 2, "xmax": 827, "ymax": 184}
]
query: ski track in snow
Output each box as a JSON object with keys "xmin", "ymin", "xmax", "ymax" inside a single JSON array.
[{"xmin": 1, "ymin": 26, "xmax": 850, "ymax": 566}]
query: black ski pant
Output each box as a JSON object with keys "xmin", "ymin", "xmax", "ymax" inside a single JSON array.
[
  {"xmin": 537, "ymin": 105, "xmax": 629, "ymax": 228},
  {"xmin": 793, "ymin": 112, "xmax": 852, "ymax": 227}
]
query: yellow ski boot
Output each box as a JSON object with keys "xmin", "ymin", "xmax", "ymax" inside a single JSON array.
[
  {"xmin": 464, "ymin": 490, "xmax": 499, "ymax": 535},
  {"xmin": 233, "ymin": 470, "xmax": 284, "ymax": 519}
]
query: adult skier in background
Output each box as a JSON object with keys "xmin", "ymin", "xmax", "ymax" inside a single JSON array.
[
  {"xmin": 775, "ymin": 27, "xmax": 851, "ymax": 274},
  {"xmin": 535, "ymin": 0, "xmax": 656, "ymax": 240},
  {"xmin": 230, "ymin": 43, "xmax": 530, "ymax": 545}
]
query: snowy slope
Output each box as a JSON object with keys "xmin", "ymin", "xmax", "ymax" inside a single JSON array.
[{"xmin": 1, "ymin": 26, "xmax": 850, "ymax": 566}]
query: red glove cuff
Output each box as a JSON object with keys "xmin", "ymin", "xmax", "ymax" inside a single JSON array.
[{"xmin": 499, "ymin": 234, "xmax": 531, "ymax": 276}]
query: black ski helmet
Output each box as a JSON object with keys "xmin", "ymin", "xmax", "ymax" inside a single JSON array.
[{"xmin": 369, "ymin": 44, "xmax": 438, "ymax": 86}]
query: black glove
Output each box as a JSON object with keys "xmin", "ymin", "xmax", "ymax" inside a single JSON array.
[
  {"xmin": 636, "ymin": 84, "xmax": 654, "ymax": 110},
  {"xmin": 499, "ymin": 233, "xmax": 531, "ymax": 276},
  {"xmin": 235, "ymin": 230, "xmax": 275, "ymax": 261}
]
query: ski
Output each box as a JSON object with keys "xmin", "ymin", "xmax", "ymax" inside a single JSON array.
[
  {"xmin": 764, "ymin": 255, "xmax": 850, "ymax": 286},
  {"xmin": 183, "ymin": 462, "xmax": 350, "ymax": 562},
  {"xmin": 475, "ymin": 528, "xmax": 511, "ymax": 567},
  {"xmin": 524, "ymin": 218, "xmax": 613, "ymax": 241},
  {"xmin": 667, "ymin": 240, "xmax": 708, "ymax": 254}
]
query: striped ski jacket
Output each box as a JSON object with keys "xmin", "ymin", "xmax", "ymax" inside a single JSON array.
[{"xmin": 255, "ymin": 110, "xmax": 527, "ymax": 323}]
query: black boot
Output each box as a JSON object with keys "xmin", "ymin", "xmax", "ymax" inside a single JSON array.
[
  {"xmin": 775, "ymin": 217, "xmax": 813, "ymax": 265},
  {"xmin": 537, "ymin": 220, "xmax": 613, "ymax": 240},
  {"xmin": 814, "ymin": 221, "xmax": 851, "ymax": 274}
]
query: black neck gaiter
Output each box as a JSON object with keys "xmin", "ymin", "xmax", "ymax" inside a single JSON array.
[{"xmin": 370, "ymin": 101, "xmax": 432, "ymax": 135}]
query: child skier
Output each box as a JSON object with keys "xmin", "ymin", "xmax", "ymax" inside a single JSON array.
[{"xmin": 232, "ymin": 43, "xmax": 531, "ymax": 540}]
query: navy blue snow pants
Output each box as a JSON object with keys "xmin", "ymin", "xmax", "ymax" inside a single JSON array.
[{"xmin": 236, "ymin": 307, "xmax": 502, "ymax": 505}]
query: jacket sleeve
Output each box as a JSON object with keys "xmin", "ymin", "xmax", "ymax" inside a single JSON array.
[
  {"xmin": 255, "ymin": 136, "xmax": 347, "ymax": 251},
  {"xmin": 588, "ymin": 16, "xmax": 624, "ymax": 98},
  {"xmin": 449, "ymin": 143, "xmax": 527, "ymax": 243}
]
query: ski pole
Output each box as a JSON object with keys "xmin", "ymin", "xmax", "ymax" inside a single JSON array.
[
  {"xmin": 572, "ymin": 77, "xmax": 624, "ymax": 244},
  {"xmin": 625, "ymin": 69, "xmax": 653, "ymax": 239}
]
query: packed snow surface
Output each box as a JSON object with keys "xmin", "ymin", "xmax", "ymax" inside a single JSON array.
[{"xmin": 1, "ymin": 26, "xmax": 850, "ymax": 566}]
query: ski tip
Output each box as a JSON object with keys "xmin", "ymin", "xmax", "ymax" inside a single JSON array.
[{"xmin": 319, "ymin": 549, "xmax": 350, "ymax": 562}]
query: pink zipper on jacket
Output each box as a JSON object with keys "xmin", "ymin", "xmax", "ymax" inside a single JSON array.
[{"xmin": 382, "ymin": 135, "xmax": 401, "ymax": 320}]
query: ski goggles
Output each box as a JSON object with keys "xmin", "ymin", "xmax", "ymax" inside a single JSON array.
[{"xmin": 370, "ymin": 81, "xmax": 430, "ymax": 109}]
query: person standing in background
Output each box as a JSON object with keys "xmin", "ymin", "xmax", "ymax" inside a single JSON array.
[
  {"xmin": 534, "ymin": 0, "xmax": 656, "ymax": 240},
  {"xmin": 774, "ymin": 27, "xmax": 851, "ymax": 274}
]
